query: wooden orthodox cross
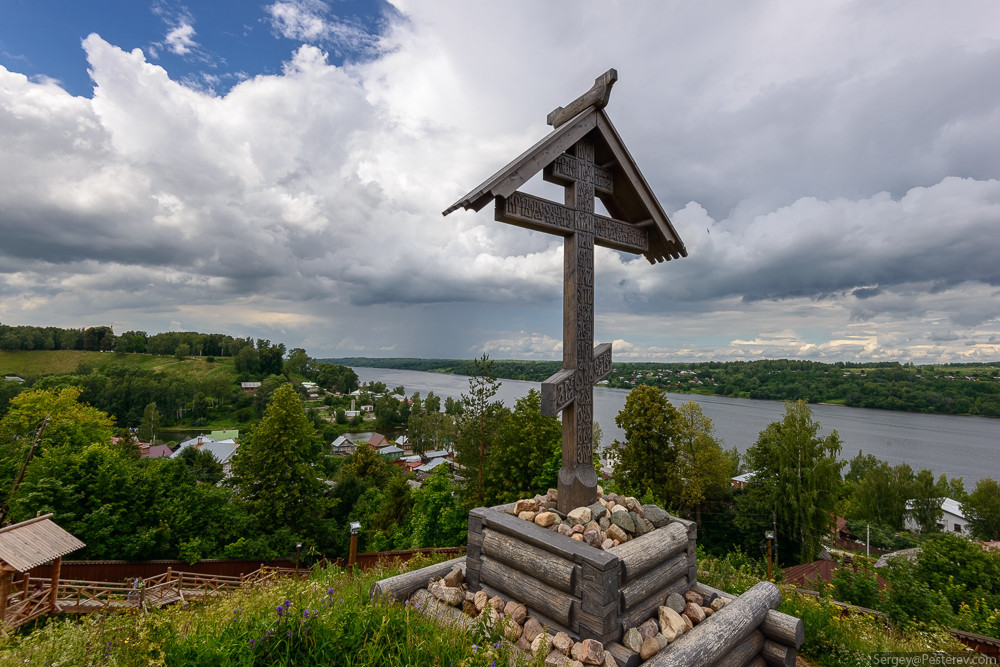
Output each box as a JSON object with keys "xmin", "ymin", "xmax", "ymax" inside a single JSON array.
[{"xmin": 444, "ymin": 70, "xmax": 687, "ymax": 514}]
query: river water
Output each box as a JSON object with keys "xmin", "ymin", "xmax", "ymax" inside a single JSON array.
[{"xmin": 353, "ymin": 367, "xmax": 1000, "ymax": 485}]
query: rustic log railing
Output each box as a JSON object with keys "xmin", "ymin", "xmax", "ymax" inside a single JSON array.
[
  {"xmin": 1, "ymin": 564, "xmax": 307, "ymax": 632},
  {"xmin": 3, "ymin": 546, "xmax": 466, "ymax": 632}
]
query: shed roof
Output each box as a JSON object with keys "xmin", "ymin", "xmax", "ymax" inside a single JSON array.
[
  {"xmin": 416, "ymin": 457, "xmax": 450, "ymax": 473},
  {"xmin": 443, "ymin": 103, "xmax": 686, "ymax": 265},
  {"xmin": 0, "ymin": 514, "xmax": 85, "ymax": 572}
]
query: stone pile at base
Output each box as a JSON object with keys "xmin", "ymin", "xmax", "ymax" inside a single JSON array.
[
  {"xmin": 371, "ymin": 556, "xmax": 801, "ymax": 666},
  {"xmin": 507, "ymin": 486, "xmax": 670, "ymax": 551}
]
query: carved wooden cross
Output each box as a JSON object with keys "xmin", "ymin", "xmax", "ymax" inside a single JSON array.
[
  {"xmin": 495, "ymin": 138, "xmax": 650, "ymax": 513},
  {"xmin": 444, "ymin": 69, "xmax": 685, "ymax": 514}
]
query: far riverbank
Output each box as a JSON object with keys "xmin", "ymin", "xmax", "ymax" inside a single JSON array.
[{"xmin": 353, "ymin": 366, "xmax": 1000, "ymax": 485}]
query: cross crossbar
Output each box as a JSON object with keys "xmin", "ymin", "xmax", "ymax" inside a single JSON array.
[{"xmin": 496, "ymin": 192, "xmax": 648, "ymax": 254}]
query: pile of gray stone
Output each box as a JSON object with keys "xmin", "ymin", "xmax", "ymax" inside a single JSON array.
[
  {"xmin": 504, "ymin": 487, "xmax": 672, "ymax": 550},
  {"xmin": 619, "ymin": 588, "xmax": 730, "ymax": 661},
  {"xmin": 416, "ymin": 560, "xmax": 616, "ymax": 666}
]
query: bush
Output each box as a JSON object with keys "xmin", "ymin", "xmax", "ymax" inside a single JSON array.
[{"xmin": 831, "ymin": 562, "xmax": 880, "ymax": 609}]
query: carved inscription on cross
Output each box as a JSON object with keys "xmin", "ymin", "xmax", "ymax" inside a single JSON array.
[{"xmin": 495, "ymin": 137, "xmax": 650, "ymax": 513}]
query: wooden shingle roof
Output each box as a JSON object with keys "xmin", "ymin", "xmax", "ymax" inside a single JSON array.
[
  {"xmin": 0, "ymin": 514, "xmax": 85, "ymax": 572},
  {"xmin": 443, "ymin": 105, "xmax": 687, "ymax": 265}
]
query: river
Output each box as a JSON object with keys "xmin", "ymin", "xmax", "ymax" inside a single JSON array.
[{"xmin": 353, "ymin": 367, "xmax": 1000, "ymax": 485}]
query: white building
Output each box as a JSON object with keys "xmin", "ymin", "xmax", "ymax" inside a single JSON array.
[{"xmin": 904, "ymin": 497, "xmax": 968, "ymax": 535}]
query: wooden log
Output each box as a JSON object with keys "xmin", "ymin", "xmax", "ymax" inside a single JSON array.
[
  {"xmin": 479, "ymin": 556, "xmax": 574, "ymax": 628},
  {"xmin": 714, "ymin": 630, "xmax": 765, "ymax": 667},
  {"xmin": 692, "ymin": 581, "xmax": 804, "ymax": 650},
  {"xmin": 760, "ymin": 639, "xmax": 796, "ymax": 667},
  {"xmin": 759, "ymin": 609, "xmax": 804, "ymax": 650},
  {"xmin": 411, "ymin": 588, "xmax": 475, "ymax": 629},
  {"xmin": 611, "ymin": 522, "xmax": 687, "ymax": 582},
  {"xmin": 482, "ymin": 529, "xmax": 576, "ymax": 594},
  {"xmin": 472, "ymin": 507, "xmax": 619, "ymax": 571},
  {"xmin": 746, "ymin": 658, "xmax": 766, "ymax": 667},
  {"xmin": 620, "ymin": 552, "xmax": 687, "ymax": 610},
  {"xmin": 368, "ymin": 556, "xmax": 466, "ymax": 602},
  {"xmin": 665, "ymin": 514, "xmax": 697, "ymax": 541},
  {"xmin": 713, "ymin": 630, "xmax": 764, "ymax": 667},
  {"xmin": 644, "ymin": 581, "xmax": 781, "ymax": 667},
  {"xmin": 606, "ymin": 641, "xmax": 642, "ymax": 667},
  {"xmin": 580, "ymin": 560, "xmax": 619, "ymax": 607}
]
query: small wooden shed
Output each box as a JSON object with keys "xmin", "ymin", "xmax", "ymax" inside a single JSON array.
[{"xmin": 0, "ymin": 514, "xmax": 85, "ymax": 628}]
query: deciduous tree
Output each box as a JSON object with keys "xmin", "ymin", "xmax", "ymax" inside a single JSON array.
[
  {"xmin": 739, "ymin": 400, "xmax": 843, "ymax": 564},
  {"xmin": 674, "ymin": 401, "xmax": 731, "ymax": 526},
  {"xmin": 964, "ymin": 477, "xmax": 1000, "ymax": 541}
]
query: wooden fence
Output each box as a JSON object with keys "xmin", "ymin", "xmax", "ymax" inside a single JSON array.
[{"xmin": 4, "ymin": 546, "xmax": 465, "ymax": 633}]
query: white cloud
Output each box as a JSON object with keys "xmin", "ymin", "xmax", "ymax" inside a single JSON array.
[
  {"xmin": 265, "ymin": 0, "xmax": 382, "ymax": 57},
  {"xmin": 165, "ymin": 22, "xmax": 197, "ymax": 56}
]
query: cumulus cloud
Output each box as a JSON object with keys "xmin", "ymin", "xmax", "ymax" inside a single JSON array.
[{"xmin": 1, "ymin": 1, "xmax": 999, "ymax": 362}]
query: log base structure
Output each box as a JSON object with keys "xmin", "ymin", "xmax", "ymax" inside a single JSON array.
[
  {"xmin": 465, "ymin": 505, "xmax": 698, "ymax": 646},
  {"xmin": 373, "ymin": 502, "xmax": 804, "ymax": 666}
]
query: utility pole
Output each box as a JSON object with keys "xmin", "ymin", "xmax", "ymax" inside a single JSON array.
[
  {"xmin": 866, "ymin": 524, "xmax": 870, "ymax": 557},
  {"xmin": 765, "ymin": 530, "xmax": 775, "ymax": 581},
  {"xmin": 773, "ymin": 511, "xmax": 779, "ymax": 568}
]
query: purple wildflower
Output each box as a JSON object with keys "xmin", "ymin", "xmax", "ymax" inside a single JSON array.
[
  {"xmin": 284, "ymin": 599, "xmax": 292, "ymax": 608},
  {"xmin": 276, "ymin": 606, "xmax": 284, "ymax": 615}
]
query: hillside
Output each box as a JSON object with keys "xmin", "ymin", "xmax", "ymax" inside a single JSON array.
[{"xmin": 0, "ymin": 349, "xmax": 237, "ymax": 382}]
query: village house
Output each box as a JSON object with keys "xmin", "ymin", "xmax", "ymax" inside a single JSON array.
[{"xmin": 904, "ymin": 497, "xmax": 968, "ymax": 535}]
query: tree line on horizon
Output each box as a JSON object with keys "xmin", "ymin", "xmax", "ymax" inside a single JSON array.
[{"xmin": 329, "ymin": 356, "xmax": 1000, "ymax": 417}]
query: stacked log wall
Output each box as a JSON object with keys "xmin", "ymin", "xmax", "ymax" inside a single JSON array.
[{"xmin": 466, "ymin": 506, "xmax": 699, "ymax": 645}]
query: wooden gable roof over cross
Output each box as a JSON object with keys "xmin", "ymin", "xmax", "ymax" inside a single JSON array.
[{"xmin": 443, "ymin": 69, "xmax": 687, "ymax": 265}]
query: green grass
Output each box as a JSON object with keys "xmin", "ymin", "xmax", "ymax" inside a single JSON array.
[
  {"xmin": 0, "ymin": 546, "xmax": 975, "ymax": 666},
  {"xmin": 0, "ymin": 556, "xmax": 538, "ymax": 667},
  {"xmin": 695, "ymin": 550, "xmax": 968, "ymax": 666},
  {"xmin": 0, "ymin": 350, "xmax": 236, "ymax": 382}
]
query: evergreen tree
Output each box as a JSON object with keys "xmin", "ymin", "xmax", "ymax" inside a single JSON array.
[
  {"xmin": 609, "ymin": 385, "xmax": 680, "ymax": 505},
  {"xmin": 454, "ymin": 355, "xmax": 504, "ymax": 508},
  {"xmin": 230, "ymin": 383, "xmax": 329, "ymax": 546},
  {"xmin": 488, "ymin": 389, "xmax": 561, "ymax": 505}
]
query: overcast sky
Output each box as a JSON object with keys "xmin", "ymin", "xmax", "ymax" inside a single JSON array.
[{"xmin": 2, "ymin": 1, "xmax": 999, "ymax": 363}]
